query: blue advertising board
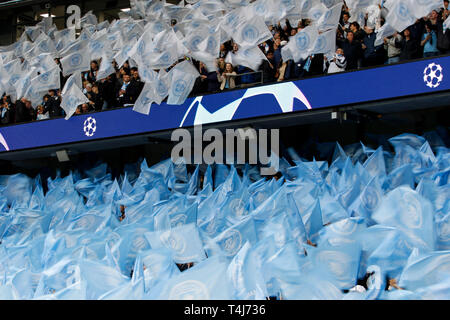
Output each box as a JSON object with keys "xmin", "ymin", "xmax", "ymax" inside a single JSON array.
[{"xmin": 0, "ymin": 56, "xmax": 448, "ymax": 153}]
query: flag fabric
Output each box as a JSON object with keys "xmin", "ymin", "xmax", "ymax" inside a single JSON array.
[
  {"xmin": 385, "ymin": 0, "xmax": 416, "ymax": 32},
  {"xmin": 151, "ymin": 255, "xmax": 235, "ymax": 300},
  {"xmin": 60, "ymin": 84, "xmax": 90, "ymax": 120},
  {"xmin": 311, "ymin": 28, "xmax": 337, "ymax": 55},
  {"xmin": 286, "ymin": 25, "xmax": 319, "ymax": 62},
  {"xmin": 145, "ymin": 223, "xmax": 206, "ymax": 264},
  {"xmin": 60, "ymin": 47, "xmax": 91, "ymax": 76},
  {"xmin": 31, "ymin": 67, "xmax": 60, "ymax": 92},
  {"xmin": 167, "ymin": 68, "xmax": 199, "ymax": 106}
]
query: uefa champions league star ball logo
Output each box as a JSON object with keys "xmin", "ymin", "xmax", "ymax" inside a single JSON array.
[
  {"xmin": 83, "ymin": 117, "xmax": 96, "ymax": 137},
  {"xmin": 423, "ymin": 63, "xmax": 443, "ymax": 88}
]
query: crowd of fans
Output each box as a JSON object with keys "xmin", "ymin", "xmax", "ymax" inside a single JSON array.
[{"xmin": 1, "ymin": 1, "xmax": 449, "ymax": 126}]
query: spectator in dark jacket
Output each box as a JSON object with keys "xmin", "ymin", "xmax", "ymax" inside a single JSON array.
[
  {"xmin": 399, "ymin": 28, "xmax": 420, "ymax": 61},
  {"xmin": 259, "ymin": 51, "xmax": 276, "ymax": 83},
  {"xmin": 100, "ymin": 74, "xmax": 120, "ymax": 109},
  {"xmin": 338, "ymin": 31, "xmax": 362, "ymax": 70},
  {"xmin": 15, "ymin": 98, "xmax": 33, "ymax": 123},
  {"xmin": 117, "ymin": 73, "xmax": 140, "ymax": 106}
]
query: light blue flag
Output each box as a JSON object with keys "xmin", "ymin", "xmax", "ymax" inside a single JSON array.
[
  {"xmin": 372, "ymin": 186, "xmax": 436, "ymax": 251},
  {"xmin": 318, "ymin": 217, "xmax": 366, "ymax": 248},
  {"xmin": 214, "ymin": 164, "xmax": 229, "ymax": 190},
  {"xmin": 123, "ymin": 188, "xmax": 160, "ymax": 224},
  {"xmin": 319, "ymin": 191, "xmax": 349, "ymax": 226},
  {"xmin": 33, "ymin": 258, "xmax": 81, "ymax": 298},
  {"xmin": 363, "ymin": 146, "xmax": 387, "ymax": 180},
  {"xmin": 436, "ymin": 212, "xmax": 450, "ymax": 250},
  {"xmin": 348, "ymin": 176, "xmax": 383, "ymax": 226},
  {"xmin": 411, "ymin": 277, "xmax": 450, "ymax": 300},
  {"xmin": 29, "ymin": 183, "xmax": 45, "ymax": 210},
  {"xmin": 398, "ymin": 249, "xmax": 450, "ymax": 291},
  {"xmin": 11, "ymin": 268, "xmax": 42, "ymax": 299},
  {"xmin": 226, "ymin": 242, "xmax": 267, "ymax": 300},
  {"xmin": 145, "ymin": 223, "xmax": 206, "ymax": 264},
  {"xmin": 110, "ymin": 223, "xmax": 153, "ymax": 277},
  {"xmin": 78, "ymin": 258, "xmax": 130, "ymax": 300},
  {"xmin": 311, "ymin": 241, "xmax": 362, "ymax": 290},
  {"xmin": 150, "ymin": 255, "xmax": 235, "ymax": 300},
  {"xmin": 4, "ymin": 174, "xmax": 32, "ymax": 207},
  {"xmin": 206, "ymin": 217, "xmax": 258, "ymax": 259},
  {"xmin": 185, "ymin": 165, "xmax": 200, "ymax": 195},
  {"xmin": 203, "ymin": 165, "xmax": 213, "ymax": 190},
  {"xmin": 169, "ymin": 202, "xmax": 198, "ymax": 228},
  {"xmin": 138, "ymin": 248, "xmax": 180, "ymax": 293},
  {"xmin": 382, "ymin": 164, "xmax": 415, "ymax": 191},
  {"xmin": 259, "ymin": 213, "xmax": 295, "ymax": 250}
]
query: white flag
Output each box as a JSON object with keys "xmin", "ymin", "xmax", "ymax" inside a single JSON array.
[
  {"xmin": 16, "ymin": 71, "xmax": 35, "ymax": 99},
  {"xmin": 96, "ymin": 55, "xmax": 116, "ymax": 80},
  {"xmin": 32, "ymin": 67, "xmax": 61, "ymax": 92},
  {"xmin": 374, "ymin": 23, "xmax": 397, "ymax": 46},
  {"xmin": 318, "ymin": 2, "xmax": 344, "ymax": 31},
  {"xmin": 226, "ymin": 46, "xmax": 268, "ymax": 71},
  {"xmin": 30, "ymin": 53, "xmax": 59, "ymax": 74},
  {"xmin": 311, "ymin": 29, "xmax": 336, "ymax": 55},
  {"xmin": 286, "ymin": 25, "xmax": 319, "ymax": 62},
  {"xmin": 410, "ymin": 0, "xmax": 442, "ymax": 19},
  {"xmin": 232, "ymin": 16, "xmax": 273, "ymax": 48},
  {"xmin": 61, "ymin": 46, "xmax": 91, "ymax": 76},
  {"xmin": 61, "ymin": 83, "xmax": 89, "ymax": 120},
  {"xmin": 61, "ymin": 72, "xmax": 83, "ymax": 95},
  {"xmin": 132, "ymin": 82, "xmax": 156, "ymax": 115},
  {"xmin": 385, "ymin": 0, "xmax": 416, "ymax": 32}
]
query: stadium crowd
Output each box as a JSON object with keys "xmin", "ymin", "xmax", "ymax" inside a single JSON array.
[{"xmin": 0, "ymin": 1, "xmax": 449, "ymax": 125}]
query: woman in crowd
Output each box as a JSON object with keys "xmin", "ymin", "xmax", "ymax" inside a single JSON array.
[{"xmin": 219, "ymin": 63, "xmax": 237, "ymax": 91}]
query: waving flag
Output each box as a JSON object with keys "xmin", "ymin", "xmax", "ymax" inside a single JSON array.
[
  {"xmin": 372, "ymin": 186, "xmax": 435, "ymax": 251},
  {"xmin": 311, "ymin": 28, "xmax": 336, "ymax": 55},
  {"xmin": 386, "ymin": 0, "xmax": 416, "ymax": 32},
  {"xmin": 167, "ymin": 68, "xmax": 199, "ymax": 106},
  {"xmin": 145, "ymin": 223, "xmax": 206, "ymax": 264},
  {"xmin": 60, "ymin": 47, "xmax": 91, "ymax": 76},
  {"xmin": 233, "ymin": 16, "xmax": 273, "ymax": 48},
  {"xmin": 152, "ymin": 255, "xmax": 235, "ymax": 300},
  {"xmin": 32, "ymin": 67, "xmax": 60, "ymax": 92},
  {"xmin": 61, "ymin": 83, "xmax": 89, "ymax": 120},
  {"xmin": 286, "ymin": 25, "xmax": 319, "ymax": 62},
  {"xmin": 318, "ymin": 2, "xmax": 344, "ymax": 31}
]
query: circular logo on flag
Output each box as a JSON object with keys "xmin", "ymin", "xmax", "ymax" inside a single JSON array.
[
  {"xmin": 190, "ymin": 36, "xmax": 203, "ymax": 51},
  {"xmin": 314, "ymin": 35, "xmax": 326, "ymax": 52},
  {"xmin": 317, "ymin": 250, "xmax": 349, "ymax": 281},
  {"xmin": 361, "ymin": 185, "xmax": 381, "ymax": 212},
  {"xmin": 157, "ymin": 81, "xmax": 168, "ymax": 98},
  {"xmin": 221, "ymin": 229, "xmax": 242, "ymax": 256},
  {"xmin": 296, "ymin": 33, "xmax": 311, "ymax": 50},
  {"xmin": 160, "ymin": 52, "xmax": 171, "ymax": 64},
  {"xmin": 171, "ymin": 214, "xmax": 187, "ymax": 227},
  {"xmin": 396, "ymin": 3, "xmax": 411, "ymax": 21},
  {"xmin": 169, "ymin": 280, "xmax": 209, "ymax": 300},
  {"xmin": 423, "ymin": 63, "xmax": 443, "ymax": 88},
  {"xmin": 399, "ymin": 192, "xmax": 423, "ymax": 229},
  {"xmin": 160, "ymin": 231, "xmax": 186, "ymax": 254},
  {"xmin": 302, "ymin": 0, "xmax": 312, "ymax": 11},
  {"xmin": 39, "ymin": 42, "xmax": 49, "ymax": 52},
  {"xmin": 83, "ymin": 116, "xmax": 97, "ymax": 137},
  {"xmin": 329, "ymin": 219, "xmax": 359, "ymax": 236},
  {"xmin": 173, "ymin": 79, "xmax": 187, "ymax": 97},
  {"xmin": 39, "ymin": 72, "xmax": 49, "ymax": 84},
  {"xmin": 207, "ymin": 37, "xmax": 217, "ymax": 54},
  {"xmin": 241, "ymin": 25, "xmax": 259, "ymax": 43},
  {"xmin": 70, "ymin": 53, "xmax": 83, "ymax": 68}
]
